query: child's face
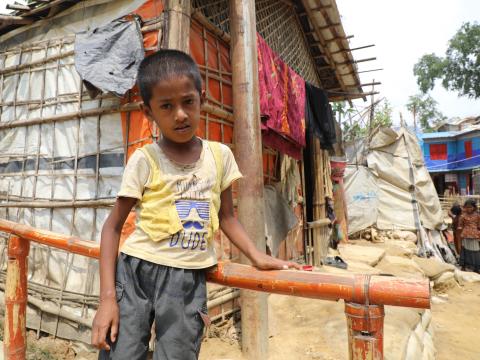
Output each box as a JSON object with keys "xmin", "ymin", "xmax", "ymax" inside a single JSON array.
[
  {"xmin": 465, "ymin": 204, "xmax": 475, "ymax": 214},
  {"xmin": 143, "ymin": 75, "xmax": 203, "ymax": 143}
]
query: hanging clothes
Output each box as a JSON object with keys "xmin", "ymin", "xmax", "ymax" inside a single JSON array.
[
  {"xmin": 257, "ymin": 34, "xmax": 306, "ymax": 159},
  {"xmin": 305, "ymin": 83, "xmax": 337, "ymax": 150}
]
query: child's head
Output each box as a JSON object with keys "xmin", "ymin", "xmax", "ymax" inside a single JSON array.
[
  {"xmin": 137, "ymin": 50, "xmax": 204, "ymax": 143},
  {"xmin": 464, "ymin": 198, "xmax": 477, "ymax": 213}
]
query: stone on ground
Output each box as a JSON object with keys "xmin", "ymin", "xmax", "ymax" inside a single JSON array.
[
  {"xmin": 338, "ymin": 244, "xmax": 385, "ymax": 267},
  {"xmin": 454, "ymin": 269, "xmax": 480, "ymax": 284},
  {"xmin": 392, "ymin": 230, "xmax": 417, "ymax": 243},
  {"xmin": 413, "ymin": 256, "xmax": 455, "ymax": 280},
  {"xmin": 375, "ymin": 255, "xmax": 426, "ymax": 279},
  {"xmin": 433, "ymin": 271, "xmax": 457, "ymax": 292}
]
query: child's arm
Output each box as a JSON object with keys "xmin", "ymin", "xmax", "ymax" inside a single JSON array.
[
  {"xmin": 91, "ymin": 197, "xmax": 137, "ymax": 350},
  {"xmin": 219, "ymin": 186, "xmax": 300, "ymax": 270}
]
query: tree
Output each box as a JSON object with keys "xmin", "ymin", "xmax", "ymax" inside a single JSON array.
[
  {"xmin": 334, "ymin": 99, "xmax": 393, "ymax": 141},
  {"xmin": 406, "ymin": 94, "xmax": 446, "ymax": 131},
  {"xmin": 413, "ymin": 22, "xmax": 480, "ymax": 98}
]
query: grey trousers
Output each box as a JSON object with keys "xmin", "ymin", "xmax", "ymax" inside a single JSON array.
[{"xmin": 99, "ymin": 253, "xmax": 208, "ymax": 360}]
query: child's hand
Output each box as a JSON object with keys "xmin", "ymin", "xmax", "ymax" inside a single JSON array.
[
  {"xmin": 91, "ymin": 298, "xmax": 119, "ymax": 350},
  {"xmin": 251, "ymin": 251, "xmax": 301, "ymax": 271}
]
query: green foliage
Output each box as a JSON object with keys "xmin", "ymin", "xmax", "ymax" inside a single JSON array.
[
  {"xmin": 372, "ymin": 99, "xmax": 393, "ymax": 129},
  {"xmin": 335, "ymin": 99, "xmax": 393, "ymax": 141},
  {"xmin": 414, "ymin": 22, "xmax": 480, "ymax": 98},
  {"xmin": 406, "ymin": 94, "xmax": 446, "ymax": 130}
]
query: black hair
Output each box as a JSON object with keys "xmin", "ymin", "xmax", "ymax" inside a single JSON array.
[
  {"xmin": 451, "ymin": 204, "xmax": 462, "ymax": 216},
  {"xmin": 464, "ymin": 198, "xmax": 477, "ymax": 209},
  {"xmin": 137, "ymin": 49, "xmax": 202, "ymax": 106}
]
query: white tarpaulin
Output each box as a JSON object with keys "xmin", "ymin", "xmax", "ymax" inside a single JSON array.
[
  {"xmin": 0, "ymin": 0, "xmax": 148, "ymax": 343},
  {"xmin": 345, "ymin": 128, "xmax": 444, "ymax": 234}
]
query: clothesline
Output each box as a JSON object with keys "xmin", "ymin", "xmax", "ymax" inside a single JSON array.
[{"xmin": 427, "ymin": 154, "xmax": 480, "ymax": 169}]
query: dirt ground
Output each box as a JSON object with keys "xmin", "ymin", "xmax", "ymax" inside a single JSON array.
[
  {"xmin": 431, "ymin": 284, "xmax": 480, "ymax": 360},
  {"xmin": 0, "ymin": 279, "xmax": 477, "ymax": 359},
  {"xmin": 199, "ymin": 281, "xmax": 480, "ymax": 360},
  {"xmin": 3, "ymin": 242, "xmax": 480, "ymax": 359}
]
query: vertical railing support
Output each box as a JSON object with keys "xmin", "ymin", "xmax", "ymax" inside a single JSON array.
[
  {"xmin": 4, "ymin": 235, "xmax": 30, "ymax": 360},
  {"xmin": 345, "ymin": 302, "xmax": 385, "ymax": 360}
]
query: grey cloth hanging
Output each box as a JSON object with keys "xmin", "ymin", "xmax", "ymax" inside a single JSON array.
[{"xmin": 74, "ymin": 17, "xmax": 145, "ymax": 97}]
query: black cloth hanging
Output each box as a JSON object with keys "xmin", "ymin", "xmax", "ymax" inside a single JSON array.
[{"xmin": 305, "ymin": 83, "xmax": 337, "ymax": 150}]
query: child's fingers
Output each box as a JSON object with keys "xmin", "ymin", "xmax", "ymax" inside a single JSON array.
[
  {"xmin": 97, "ymin": 326, "xmax": 111, "ymax": 351},
  {"xmin": 287, "ymin": 261, "xmax": 302, "ymax": 270},
  {"xmin": 110, "ymin": 317, "xmax": 119, "ymax": 343}
]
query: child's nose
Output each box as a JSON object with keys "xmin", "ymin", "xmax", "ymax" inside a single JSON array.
[{"xmin": 175, "ymin": 107, "xmax": 188, "ymax": 121}]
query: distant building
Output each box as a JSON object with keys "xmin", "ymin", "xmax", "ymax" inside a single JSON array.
[
  {"xmin": 434, "ymin": 116, "xmax": 480, "ymax": 132},
  {"xmin": 421, "ymin": 124, "xmax": 480, "ymax": 196}
]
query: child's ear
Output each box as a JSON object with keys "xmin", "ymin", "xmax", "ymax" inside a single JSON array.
[
  {"xmin": 200, "ymin": 90, "xmax": 206, "ymax": 104},
  {"xmin": 140, "ymin": 103, "xmax": 154, "ymax": 121}
]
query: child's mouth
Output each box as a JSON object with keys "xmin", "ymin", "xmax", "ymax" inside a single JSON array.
[{"xmin": 175, "ymin": 125, "xmax": 191, "ymax": 132}]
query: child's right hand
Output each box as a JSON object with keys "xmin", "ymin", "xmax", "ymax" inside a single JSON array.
[{"xmin": 91, "ymin": 298, "xmax": 119, "ymax": 350}]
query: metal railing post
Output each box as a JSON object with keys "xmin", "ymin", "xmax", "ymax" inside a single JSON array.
[
  {"xmin": 4, "ymin": 235, "xmax": 30, "ymax": 360},
  {"xmin": 345, "ymin": 302, "xmax": 385, "ymax": 360}
]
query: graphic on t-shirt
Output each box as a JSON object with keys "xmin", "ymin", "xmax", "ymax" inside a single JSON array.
[{"xmin": 175, "ymin": 200, "xmax": 210, "ymax": 230}]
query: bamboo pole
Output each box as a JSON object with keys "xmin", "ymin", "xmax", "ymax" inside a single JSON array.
[
  {"xmin": 165, "ymin": 0, "xmax": 191, "ymax": 52},
  {"xmin": 0, "ymin": 15, "xmax": 34, "ymax": 26},
  {"xmin": 230, "ymin": 0, "xmax": 269, "ymax": 358},
  {"xmin": 0, "ymin": 199, "xmax": 115, "ymax": 209},
  {"xmin": 0, "ymin": 102, "xmax": 232, "ymax": 129},
  {"xmin": 191, "ymin": 10, "xmax": 231, "ymax": 44}
]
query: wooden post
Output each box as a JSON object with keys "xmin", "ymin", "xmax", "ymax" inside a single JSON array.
[
  {"xmin": 312, "ymin": 137, "xmax": 327, "ymax": 265},
  {"xmin": 165, "ymin": 0, "xmax": 191, "ymax": 52},
  {"xmin": 345, "ymin": 303, "xmax": 385, "ymax": 360},
  {"xmin": 230, "ymin": 0, "xmax": 269, "ymax": 358},
  {"xmin": 4, "ymin": 236, "xmax": 30, "ymax": 360}
]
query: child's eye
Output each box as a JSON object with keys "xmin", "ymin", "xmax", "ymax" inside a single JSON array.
[
  {"xmin": 185, "ymin": 99, "xmax": 194, "ymax": 105},
  {"xmin": 160, "ymin": 103, "xmax": 172, "ymax": 110}
]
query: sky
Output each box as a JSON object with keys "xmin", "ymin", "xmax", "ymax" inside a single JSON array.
[{"xmin": 336, "ymin": 0, "xmax": 480, "ymax": 126}]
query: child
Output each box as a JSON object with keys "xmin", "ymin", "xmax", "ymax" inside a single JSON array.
[
  {"xmin": 448, "ymin": 203, "xmax": 462, "ymax": 255},
  {"xmin": 91, "ymin": 49, "xmax": 300, "ymax": 360},
  {"xmin": 457, "ymin": 199, "xmax": 480, "ymax": 272}
]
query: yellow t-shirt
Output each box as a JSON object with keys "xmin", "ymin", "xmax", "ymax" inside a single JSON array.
[{"xmin": 117, "ymin": 139, "xmax": 242, "ymax": 269}]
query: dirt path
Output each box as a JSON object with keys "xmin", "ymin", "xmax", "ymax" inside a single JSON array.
[
  {"xmin": 432, "ymin": 283, "xmax": 480, "ymax": 360},
  {"xmin": 200, "ymin": 282, "xmax": 480, "ymax": 360}
]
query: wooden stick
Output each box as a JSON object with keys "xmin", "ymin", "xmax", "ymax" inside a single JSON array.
[
  {"xmin": 6, "ymin": 4, "xmax": 31, "ymax": 11},
  {"xmin": 0, "ymin": 15, "xmax": 34, "ymax": 26},
  {"xmin": 0, "ymin": 102, "xmax": 142, "ymax": 130},
  {"xmin": 330, "ymin": 44, "xmax": 375, "ymax": 55},
  {"xmin": 0, "ymin": 199, "xmax": 116, "ymax": 209},
  {"xmin": 0, "ymin": 50, "xmax": 74, "ymax": 76},
  {"xmin": 336, "ymin": 57, "xmax": 376, "ymax": 66},
  {"xmin": 191, "ymin": 10, "xmax": 231, "ymax": 44}
]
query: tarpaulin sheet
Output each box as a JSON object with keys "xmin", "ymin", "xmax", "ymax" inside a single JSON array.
[
  {"xmin": 75, "ymin": 17, "xmax": 145, "ymax": 97},
  {"xmin": 344, "ymin": 166, "xmax": 378, "ymax": 234},
  {"xmin": 345, "ymin": 128, "xmax": 444, "ymax": 233},
  {"xmin": 0, "ymin": 0, "xmax": 160, "ymax": 343}
]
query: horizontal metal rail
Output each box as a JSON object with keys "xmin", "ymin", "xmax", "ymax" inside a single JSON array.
[{"xmin": 0, "ymin": 218, "xmax": 430, "ymax": 360}]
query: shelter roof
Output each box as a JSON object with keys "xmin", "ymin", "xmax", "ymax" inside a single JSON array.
[{"xmin": 421, "ymin": 125, "xmax": 480, "ymax": 141}]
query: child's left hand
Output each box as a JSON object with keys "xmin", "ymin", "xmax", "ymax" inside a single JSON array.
[{"xmin": 251, "ymin": 251, "xmax": 301, "ymax": 271}]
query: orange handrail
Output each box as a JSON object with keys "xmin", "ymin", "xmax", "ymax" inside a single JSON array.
[
  {"xmin": 0, "ymin": 218, "xmax": 430, "ymax": 308},
  {"xmin": 0, "ymin": 217, "xmax": 431, "ymax": 360}
]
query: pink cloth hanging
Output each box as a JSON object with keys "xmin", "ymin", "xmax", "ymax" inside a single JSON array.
[{"xmin": 257, "ymin": 34, "xmax": 306, "ymax": 159}]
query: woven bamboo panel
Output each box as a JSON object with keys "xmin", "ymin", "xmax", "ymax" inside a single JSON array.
[{"xmin": 192, "ymin": 0, "xmax": 320, "ymax": 85}]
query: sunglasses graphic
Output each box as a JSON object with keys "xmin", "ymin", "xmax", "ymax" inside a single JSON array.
[{"xmin": 175, "ymin": 200, "xmax": 210, "ymax": 230}]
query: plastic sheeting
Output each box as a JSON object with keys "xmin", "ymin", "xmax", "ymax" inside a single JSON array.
[
  {"xmin": 264, "ymin": 185, "xmax": 298, "ymax": 257},
  {"xmin": 75, "ymin": 17, "xmax": 145, "ymax": 97},
  {"xmin": 0, "ymin": 0, "xmax": 155, "ymax": 343},
  {"xmin": 344, "ymin": 128, "xmax": 444, "ymax": 234}
]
